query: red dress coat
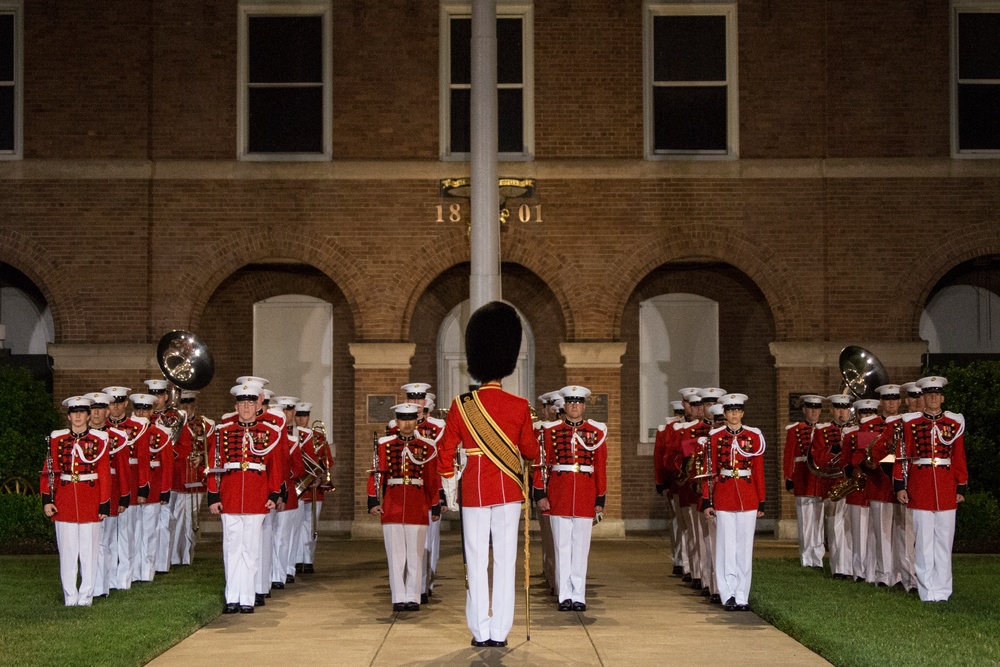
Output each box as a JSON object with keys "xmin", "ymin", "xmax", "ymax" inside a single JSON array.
[
  {"xmin": 102, "ymin": 426, "xmax": 131, "ymax": 516},
  {"xmin": 675, "ymin": 420, "xmax": 710, "ymax": 508},
  {"xmin": 280, "ymin": 426, "xmax": 306, "ymax": 511},
  {"xmin": 701, "ymin": 426, "xmax": 766, "ymax": 513},
  {"xmin": 653, "ymin": 417, "xmax": 681, "ymax": 491},
  {"xmin": 534, "ymin": 419, "xmax": 607, "ymax": 518},
  {"xmin": 871, "ymin": 415, "xmax": 907, "ymax": 505},
  {"xmin": 299, "ymin": 427, "xmax": 335, "ymax": 503},
  {"xmin": 893, "ymin": 411, "xmax": 968, "ymax": 512},
  {"xmin": 367, "ymin": 434, "xmax": 439, "ymax": 524},
  {"xmin": 849, "ymin": 415, "xmax": 894, "ymax": 504},
  {"xmin": 115, "ymin": 415, "xmax": 151, "ymax": 503},
  {"xmin": 840, "ymin": 416, "xmax": 885, "ymax": 508},
  {"xmin": 146, "ymin": 421, "xmax": 174, "ymax": 503},
  {"xmin": 437, "ymin": 382, "xmax": 539, "ymax": 508},
  {"xmin": 174, "ymin": 416, "xmax": 213, "ymax": 492},
  {"xmin": 783, "ymin": 421, "xmax": 822, "ymax": 497},
  {"xmin": 206, "ymin": 421, "xmax": 283, "ymax": 514},
  {"xmin": 40, "ymin": 429, "xmax": 112, "ymax": 523},
  {"xmin": 810, "ymin": 422, "xmax": 847, "ymax": 498}
]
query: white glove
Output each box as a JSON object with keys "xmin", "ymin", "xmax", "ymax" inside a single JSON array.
[{"xmin": 441, "ymin": 475, "xmax": 460, "ymax": 512}]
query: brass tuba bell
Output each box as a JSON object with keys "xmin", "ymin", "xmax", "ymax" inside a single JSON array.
[{"xmin": 156, "ymin": 330, "xmax": 215, "ymax": 391}]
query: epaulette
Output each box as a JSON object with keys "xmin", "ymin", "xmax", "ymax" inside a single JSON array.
[
  {"xmin": 665, "ymin": 416, "xmax": 681, "ymax": 425},
  {"xmin": 387, "ymin": 419, "xmax": 397, "ymax": 429},
  {"xmin": 657, "ymin": 423, "xmax": 667, "ymax": 432},
  {"xmin": 88, "ymin": 428, "xmax": 110, "ymax": 442},
  {"xmin": 885, "ymin": 414, "xmax": 902, "ymax": 423},
  {"xmin": 944, "ymin": 411, "xmax": 965, "ymax": 425},
  {"xmin": 587, "ymin": 419, "xmax": 607, "ymax": 433},
  {"xmin": 786, "ymin": 421, "xmax": 801, "ymax": 430},
  {"xmin": 842, "ymin": 425, "xmax": 859, "ymax": 435},
  {"xmin": 709, "ymin": 425, "xmax": 727, "ymax": 436},
  {"xmin": 221, "ymin": 411, "xmax": 237, "ymax": 421},
  {"xmin": 424, "ymin": 416, "xmax": 445, "ymax": 428},
  {"xmin": 378, "ymin": 435, "xmax": 396, "ymax": 445},
  {"xmin": 902, "ymin": 412, "xmax": 921, "ymax": 423},
  {"xmin": 415, "ymin": 434, "xmax": 436, "ymax": 447},
  {"xmin": 260, "ymin": 421, "xmax": 281, "ymax": 435},
  {"xmin": 860, "ymin": 414, "xmax": 879, "ymax": 424},
  {"xmin": 542, "ymin": 420, "xmax": 562, "ymax": 429},
  {"xmin": 816, "ymin": 422, "xmax": 832, "ymax": 429},
  {"xmin": 131, "ymin": 416, "xmax": 149, "ymax": 425},
  {"xmin": 51, "ymin": 429, "xmax": 69, "ymax": 438},
  {"xmin": 109, "ymin": 426, "xmax": 128, "ymax": 439},
  {"xmin": 743, "ymin": 426, "xmax": 765, "ymax": 438},
  {"xmin": 680, "ymin": 419, "xmax": 700, "ymax": 428},
  {"xmin": 203, "ymin": 417, "xmax": 216, "ymax": 427}
]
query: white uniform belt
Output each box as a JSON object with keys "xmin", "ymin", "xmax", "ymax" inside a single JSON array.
[
  {"xmin": 552, "ymin": 463, "xmax": 594, "ymax": 473},
  {"xmin": 184, "ymin": 482, "xmax": 204, "ymax": 488},
  {"xmin": 223, "ymin": 461, "xmax": 266, "ymax": 472},
  {"xmin": 793, "ymin": 456, "xmax": 807, "ymax": 463},
  {"xmin": 60, "ymin": 473, "xmax": 98, "ymax": 482},
  {"xmin": 128, "ymin": 457, "xmax": 139, "ymax": 464},
  {"xmin": 150, "ymin": 461, "xmax": 161, "ymax": 468},
  {"xmin": 387, "ymin": 477, "xmax": 423, "ymax": 486},
  {"xmin": 913, "ymin": 458, "xmax": 951, "ymax": 466},
  {"xmin": 720, "ymin": 469, "xmax": 752, "ymax": 478},
  {"xmin": 110, "ymin": 467, "xmax": 117, "ymax": 475}
]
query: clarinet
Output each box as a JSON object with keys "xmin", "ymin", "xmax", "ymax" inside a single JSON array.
[
  {"xmin": 372, "ymin": 431, "xmax": 382, "ymax": 505},
  {"xmin": 46, "ymin": 435, "xmax": 56, "ymax": 512}
]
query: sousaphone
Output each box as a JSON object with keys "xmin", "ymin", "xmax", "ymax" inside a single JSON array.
[{"xmin": 156, "ymin": 330, "xmax": 215, "ymax": 391}]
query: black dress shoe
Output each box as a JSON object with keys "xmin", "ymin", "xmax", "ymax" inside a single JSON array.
[
  {"xmin": 223, "ymin": 603, "xmax": 240, "ymax": 614},
  {"xmin": 471, "ymin": 639, "xmax": 491, "ymax": 647},
  {"xmin": 254, "ymin": 594, "xmax": 265, "ymax": 607},
  {"xmin": 723, "ymin": 596, "xmax": 737, "ymax": 611},
  {"xmin": 272, "ymin": 581, "xmax": 285, "ymax": 590},
  {"xmin": 239, "ymin": 605, "xmax": 254, "ymax": 614},
  {"xmin": 672, "ymin": 565, "xmax": 684, "ymax": 576},
  {"xmin": 710, "ymin": 594, "xmax": 721, "ymax": 604},
  {"xmin": 405, "ymin": 602, "xmax": 420, "ymax": 611},
  {"xmin": 854, "ymin": 576, "xmax": 865, "ymax": 583},
  {"xmin": 488, "ymin": 639, "xmax": 508, "ymax": 647},
  {"xmin": 295, "ymin": 563, "xmax": 303, "ymax": 574},
  {"xmin": 736, "ymin": 604, "xmax": 751, "ymax": 612},
  {"xmin": 286, "ymin": 575, "xmax": 295, "ymax": 584},
  {"xmin": 421, "ymin": 593, "xmax": 429, "ymax": 605},
  {"xmin": 691, "ymin": 578, "xmax": 702, "ymax": 589},
  {"xmin": 833, "ymin": 573, "xmax": 849, "ymax": 580},
  {"xmin": 96, "ymin": 593, "xmax": 108, "ymax": 598},
  {"xmin": 700, "ymin": 587, "xmax": 711, "ymax": 596},
  {"xmin": 572, "ymin": 602, "xmax": 587, "ymax": 611},
  {"xmin": 682, "ymin": 573, "xmax": 692, "ymax": 583},
  {"xmin": 303, "ymin": 564, "xmax": 314, "ymax": 574},
  {"xmin": 558, "ymin": 599, "xmax": 573, "ymax": 611},
  {"xmin": 877, "ymin": 582, "xmax": 888, "ymax": 588},
  {"xmin": 393, "ymin": 603, "xmax": 406, "ymax": 612},
  {"xmin": 908, "ymin": 587, "xmax": 918, "ymax": 594}
]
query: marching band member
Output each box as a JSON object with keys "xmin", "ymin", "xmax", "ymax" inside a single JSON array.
[
  {"xmin": 841, "ymin": 398, "xmax": 883, "ymax": 582},
  {"xmin": 675, "ymin": 388, "xmax": 718, "ymax": 592},
  {"xmin": 891, "ymin": 381, "xmax": 924, "ymax": 592},
  {"xmin": 534, "ymin": 385, "xmax": 607, "ymax": 612},
  {"xmin": 894, "ymin": 376, "xmax": 968, "ymax": 602},
  {"xmin": 40, "ymin": 396, "xmax": 112, "ymax": 606},
  {"xmin": 783, "ymin": 395, "xmax": 825, "ymax": 569},
  {"xmin": 273, "ymin": 396, "xmax": 305, "ymax": 587},
  {"xmin": 668, "ymin": 388, "xmax": 703, "ymax": 586},
  {"xmin": 368, "ymin": 402, "xmax": 440, "ymax": 611},
  {"xmin": 661, "ymin": 392, "xmax": 696, "ymax": 579},
  {"xmin": 693, "ymin": 387, "xmax": 726, "ymax": 601},
  {"xmin": 130, "ymin": 391, "xmax": 173, "ymax": 581},
  {"xmin": 171, "ymin": 390, "xmax": 213, "ymax": 566},
  {"xmin": 104, "ymin": 385, "xmax": 148, "ymax": 590},
  {"xmin": 866, "ymin": 384, "xmax": 902, "ymax": 587},
  {"xmin": 811, "ymin": 394, "xmax": 853, "ymax": 579},
  {"xmin": 701, "ymin": 393, "xmax": 765, "ymax": 612},
  {"xmin": 707, "ymin": 403, "xmax": 726, "ymax": 427},
  {"xmin": 207, "ymin": 382, "xmax": 283, "ymax": 614},
  {"xmin": 437, "ymin": 302, "xmax": 538, "ymax": 648},
  {"xmin": 535, "ymin": 391, "xmax": 562, "ymax": 594},
  {"xmin": 654, "ymin": 400, "xmax": 687, "ymax": 577},
  {"xmin": 147, "ymin": 377, "xmax": 182, "ymax": 574},
  {"xmin": 294, "ymin": 402, "xmax": 333, "ymax": 574}
]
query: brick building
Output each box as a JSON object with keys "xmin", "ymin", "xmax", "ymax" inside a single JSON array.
[{"xmin": 1, "ymin": 0, "xmax": 998, "ymax": 537}]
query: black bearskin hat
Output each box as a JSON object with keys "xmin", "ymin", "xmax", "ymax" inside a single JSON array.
[{"xmin": 465, "ymin": 301, "xmax": 522, "ymax": 383}]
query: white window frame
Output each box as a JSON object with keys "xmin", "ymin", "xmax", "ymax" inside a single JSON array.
[
  {"xmin": 950, "ymin": 2, "xmax": 1000, "ymax": 158},
  {"xmin": 439, "ymin": 1, "xmax": 535, "ymax": 161},
  {"xmin": 643, "ymin": 2, "xmax": 739, "ymax": 160},
  {"xmin": 238, "ymin": 0, "xmax": 332, "ymax": 161},
  {"xmin": 0, "ymin": 2, "xmax": 23, "ymax": 160}
]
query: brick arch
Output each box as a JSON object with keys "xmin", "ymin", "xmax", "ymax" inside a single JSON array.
[
  {"xmin": 398, "ymin": 225, "xmax": 578, "ymax": 340},
  {"xmin": 608, "ymin": 230, "xmax": 797, "ymax": 340},
  {"xmin": 167, "ymin": 233, "xmax": 366, "ymax": 334},
  {"xmin": 0, "ymin": 227, "xmax": 79, "ymax": 343}
]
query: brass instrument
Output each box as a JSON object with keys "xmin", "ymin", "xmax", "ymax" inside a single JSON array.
[
  {"xmin": 186, "ymin": 416, "xmax": 212, "ymax": 533},
  {"xmin": 372, "ymin": 430, "xmax": 383, "ymax": 505}
]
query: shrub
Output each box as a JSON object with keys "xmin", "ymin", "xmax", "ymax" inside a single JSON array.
[
  {"xmin": 0, "ymin": 366, "xmax": 65, "ymax": 482},
  {"xmin": 955, "ymin": 491, "xmax": 1000, "ymax": 553},
  {"xmin": 0, "ymin": 493, "xmax": 56, "ymax": 554}
]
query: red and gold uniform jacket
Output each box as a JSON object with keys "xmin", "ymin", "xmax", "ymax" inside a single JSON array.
[
  {"xmin": 871, "ymin": 415, "xmax": 906, "ymax": 504},
  {"xmin": 701, "ymin": 426, "xmax": 766, "ymax": 513},
  {"xmin": 299, "ymin": 427, "xmax": 334, "ymax": 503},
  {"xmin": 173, "ymin": 416, "xmax": 214, "ymax": 493},
  {"xmin": 783, "ymin": 421, "xmax": 822, "ymax": 497},
  {"xmin": 653, "ymin": 416, "xmax": 682, "ymax": 492},
  {"xmin": 206, "ymin": 420, "xmax": 283, "ymax": 514},
  {"xmin": 893, "ymin": 411, "xmax": 968, "ymax": 512},
  {"xmin": 674, "ymin": 419, "xmax": 711, "ymax": 507},
  {"xmin": 97, "ymin": 425, "xmax": 131, "ymax": 517},
  {"xmin": 280, "ymin": 425, "xmax": 306, "ymax": 512},
  {"xmin": 367, "ymin": 434, "xmax": 439, "ymax": 524},
  {"xmin": 850, "ymin": 415, "xmax": 895, "ymax": 504},
  {"xmin": 146, "ymin": 421, "xmax": 174, "ymax": 503},
  {"xmin": 437, "ymin": 382, "xmax": 538, "ymax": 508},
  {"xmin": 533, "ymin": 418, "xmax": 608, "ymax": 519},
  {"xmin": 840, "ymin": 415, "xmax": 886, "ymax": 507},
  {"xmin": 810, "ymin": 422, "xmax": 849, "ymax": 498},
  {"xmin": 40, "ymin": 428, "xmax": 112, "ymax": 523},
  {"xmin": 115, "ymin": 415, "xmax": 151, "ymax": 503}
]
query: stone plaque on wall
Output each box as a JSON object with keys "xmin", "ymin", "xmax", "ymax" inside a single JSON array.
[
  {"xmin": 367, "ymin": 395, "xmax": 396, "ymax": 425},
  {"xmin": 587, "ymin": 393, "xmax": 609, "ymax": 423},
  {"xmin": 787, "ymin": 393, "xmax": 807, "ymax": 423}
]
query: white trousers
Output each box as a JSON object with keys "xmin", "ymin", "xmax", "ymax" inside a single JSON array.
[
  {"xmin": 825, "ymin": 498, "xmax": 850, "ymax": 576},
  {"xmin": 423, "ymin": 510, "xmax": 441, "ymax": 594},
  {"xmin": 697, "ymin": 511, "xmax": 717, "ymax": 594},
  {"xmin": 892, "ymin": 503, "xmax": 917, "ymax": 590},
  {"xmin": 846, "ymin": 504, "xmax": 870, "ymax": 580},
  {"xmin": 462, "ymin": 503, "xmax": 522, "ymax": 643},
  {"xmin": 136, "ymin": 502, "xmax": 160, "ymax": 581},
  {"xmin": 682, "ymin": 505, "xmax": 701, "ymax": 581},
  {"xmin": 273, "ymin": 506, "xmax": 299, "ymax": 582},
  {"xmin": 170, "ymin": 492, "xmax": 201, "ymax": 566},
  {"xmin": 912, "ymin": 509, "xmax": 956, "ymax": 602},
  {"xmin": 299, "ymin": 500, "xmax": 322, "ymax": 565},
  {"xmin": 116, "ymin": 504, "xmax": 137, "ymax": 589},
  {"xmin": 868, "ymin": 500, "xmax": 894, "ymax": 585},
  {"xmin": 383, "ymin": 523, "xmax": 427, "ymax": 604},
  {"xmin": 55, "ymin": 521, "xmax": 101, "ymax": 606},
  {"xmin": 538, "ymin": 512, "xmax": 556, "ymax": 589},
  {"xmin": 550, "ymin": 515, "xmax": 593, "ymax": 604},
  {"xmin": 155, "ymin": 501, "xmax": 173, "ymax": 572},
  {"xmin": 222, "ymin": 513, "xmax": 265, "ymax": 607},
  {"xmin": 796, "ymin": 496, "xmax": 825, "ymax": 568},
  {"xmin": 95, "ymin": 514, "xmax": 117, "ymax": 596},
  {"xmin": 714, "ymin": 510, "xmax": 756, "ymax": 606},
  {"xmin": 256, "ymin": 509, "xmax": 274, "ymax": 593},
  {"xmin": 669, "ymin": 495, "xmax": 688, "ymax": 570}
]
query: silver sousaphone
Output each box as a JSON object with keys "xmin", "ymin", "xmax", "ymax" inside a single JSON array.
[{"xmin": 157, "ymin": 330, "xmax": 215, "ymax": 392}]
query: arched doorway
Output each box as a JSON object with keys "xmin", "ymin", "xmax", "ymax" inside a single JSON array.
[
  {"xmin": 921, "ymin": 256, "xmax": 1000, "ymax": 358},
  {"xmin": 0, "ymin": 262, "xmax": 55, "ymax": 388}
]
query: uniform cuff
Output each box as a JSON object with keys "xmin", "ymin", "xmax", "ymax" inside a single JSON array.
[
  {"xmin": 655, "ymin": 483, "xmax": 666, "ymax": 495},
  {"xmin": 119, "ymin": 494, "xmax": 131, "ymax": 509},
  {"xmin": 367, "ymin": 496, "xmax": 380, "ymax": 512},
  {"xmin": 785, "ymin": 480, "xmax": 794, "ymax": 492},
  {"xmin": 595, "ymin": 495, "xmax": 606, "ymax": 508},
  {"xmin": 138, "ymin": 484, "xmax": 150, "ymax": 499},
  {"xmin": 532, "ymin": 488, "xmax": 547, "ymax": 503},
  {"xmin": 700, "ymin": 498, "xmax": 712, "ymax": 512},
  {"xmin": 893, "ymin": 480, "xmax": 905, "ymax": 493},
  {"xmin": 957, "ymin": 484, "xmax": 967, "ymax": 496},
  {"xmin": 431, "ymin": 504, "xmax": 441, "ymax": 518},
  {"xmin": 159, "ymin": 491, "xmax": 171, "ymax": 503},
  {"xmin": 268, "ymin": 492, "xmax": 281, "ymax": 504},
  {"xmin": 42, "ymin": 493, "xmax": 52, "ymax": 505},
  {"xmin": 99, "ymin": 501, "xmax": 111, "ymax": 516}
]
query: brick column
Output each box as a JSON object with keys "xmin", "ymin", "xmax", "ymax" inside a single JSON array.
[
  {"xmin": 768, "ymin": 340, "xmax": 926, "ymax": 539},
  {"xmin": 560, "ymin": 342, "xmax": 627, "ymax": 539},
  {"xmin": 348, "ymin": 343, "xmax": 415, "ymax": 538}
]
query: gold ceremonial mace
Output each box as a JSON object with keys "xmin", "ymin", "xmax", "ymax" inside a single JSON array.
[{"xmin": 522, "ymin": 460, "xmax": 531, "ymax": 641}]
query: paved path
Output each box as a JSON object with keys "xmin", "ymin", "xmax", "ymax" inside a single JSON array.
[{"xmin": 149, "ymin": 533, "xmax": 829, "ymax": 666}]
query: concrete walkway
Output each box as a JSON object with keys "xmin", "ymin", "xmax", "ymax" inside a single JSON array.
[{"xmin": 149, "ymin": 533, "xmax": 829, "ymax": 666}]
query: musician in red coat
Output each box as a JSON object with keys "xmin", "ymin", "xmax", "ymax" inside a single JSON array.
[
  {"xmin": 294, "ymin": 402, "xmax": 333, "ymax": 574},
  {"xmin": 368, "ymin": 403, "xmax": 440, "ymax": 611},
  {"xmin": 534, "ymin": 386, "xmax": 606, "ymax": 612},
  {"xmin": 673, "ymin": 390, "xmax": 713, "ymax": 590},
  {"xmin": 207, "ymin": 382, "xmax": 283, "ymax": 614},
  {"xmin": 171, "ymin": 390, "xmax": 213, "ymax": 566},
  {"xmin": 533, "ymin": 391, "xmax": 562, "ymax": 594},
  {"xmin": 810, "ymin": 393, "xmax": 853, "ymax": 579},
  {"xmin": 273, "ymin": 396, "xmax": 306, "ymax": 587},
  {"xmin": 701, "ymin": 393, "xmax": 765, "ymax": 612},
  {"xmin": 894, "ymin": 376, "xmax": 968, "ymax": 602},
  {"xmin": 782, "ymin": 394, "xmax": 824, "ymax": 569},
  {"xmin": 40, "ymin": 396, "xmax": 112, "ymax": 606},
  {"xmin": 840, "ymin": 399, "xmax": 883, "ymax": 582},
  {"xmin": 437, "ymin": 302, "xmax": 539, "ymax": 648},
  {"xmin": 130, "ymin": 392, "xmax": 173, "ymax": 582},
  {"xmin": 103, "ymin": 385, "xmax": 147, "ymax": 589},
  {"xmin": 864, "ymin": 384, "xmax": 903, "ymax": 587}
]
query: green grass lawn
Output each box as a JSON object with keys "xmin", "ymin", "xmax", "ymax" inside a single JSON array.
[
  {"xmin": 0, "ymin": 554, "xmax": 223, "ymax": 667},
  {"xmin": 751, "ymin": 555, "xmax": 1000, "ymax": 667}
]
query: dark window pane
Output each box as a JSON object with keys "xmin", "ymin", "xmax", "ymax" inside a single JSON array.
[
  {"xmin": 497, "ymin": 18, "xmax": 523, "ymax": 84},
  {"xmin": 0, "ymin": 86, "xmax": 13, "ymax": 151},
  {"xmin": 959, "ymin": 13, "xmax": 1000, "ymax": 80},
  {"xmin": 498, "ymin": 88, "xmax": 523, "ymax": 153},
  {"xmin": 0, "ymin": 14, "xmax": 13, "ymax": 82},
  {"xmin": 450, "ymin": 88, "xmax": 471, "ymax": 153},
  {"xmin": 654, "ymin": 15, "xmax": 726, "ymax": 82},
  {"xmin": 248, "ymin": 87, "xmax": 323, "ymax": 153},
  {"xmin": 958, "ymin": 83, "xmax": 1000, "ymax": 150},
  {"xmin": 249, "ymin": 16, "xmax": 323, "ymax": 84},
  {"xmin": 451, "ymin": 18, "xmax": 471, "ymax": 85},
  {"xmin": 654, "ymin": 86, "xmax": 727, "ymax": 151}
]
